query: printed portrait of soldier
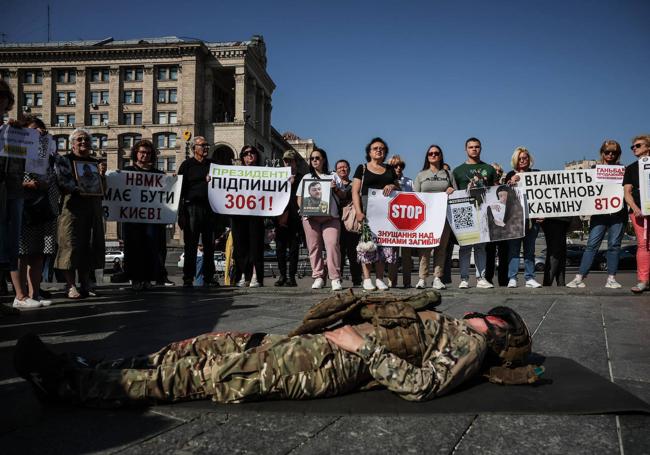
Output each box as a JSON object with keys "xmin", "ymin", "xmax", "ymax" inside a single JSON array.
[
  {"xmin": 74, "ymin": 161, "xmax": 103, "ymax": 196},
  {"xmin": 301, "ymin": 180, "xmax": 329, "ymax": 215}
]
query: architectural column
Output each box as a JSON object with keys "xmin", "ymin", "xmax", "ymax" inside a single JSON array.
[
  {"xmin": 143, "ymin": 66, "xmax": 155, "ymax": 124},
  {"xmin": 7, "ymin": 70, "xmax": 19, "ymax": 120},
  {"xmin": 264, "ymin": 98, "xmax": 272, "ymax": 139},
  {"xmin": 203, "ymin": 70, "xmax": 214, "ymax": 130},
  {"xmin": 247, "ymin": 78, "xmax": 257, "ymax": 127},
  {"xmin": 234, "ymin": 67, "xmax": 245, "ymax": 123},
  {"xmin": 41, "ymin": 68, "xmax": 52, "ymax": 126},
  {"xmin": 108, "ymin": 66, "xmax": 121, "ymax": 126},
  {"xmin": 74, "ymin": 69, "xmax": 86, "ymax": 127}
]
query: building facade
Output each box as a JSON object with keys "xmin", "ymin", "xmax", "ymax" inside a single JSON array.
[
  {"xmin": 0, "ymin": 35, "xmax": 295, "ymax": 241},
  {"xmin": 565, "ymin": 159, "xmax": 597, "ymax": 170}
]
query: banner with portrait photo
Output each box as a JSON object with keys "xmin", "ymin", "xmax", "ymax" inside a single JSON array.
[
  {"xmin": 73, "ymin": 160, "xmax": 103, "ymax": 196},
  {"xmin": 519, "ymin": 169, "xmax": 624, "ymax": 218},
  {"xmin": 208, "ymin": 164, "xmax": 291, "ymax": 216},
  {"xmin": 447, "ymin": 185, "xmax": 526, "ymax": 246},
  {"xmin": 300, "ymin": 179, "xmax": 331, "ymax": 216},
  {"xmin": 638, "ymin": 156, "xmax": 650, "ymax": 216},
  {"xmin": 366, "ymin": 190, "xmax": 447, "ymax": 247},
  {"xmin": 102, "ymin": 171, "xmax": 183, "ymax": 224}
]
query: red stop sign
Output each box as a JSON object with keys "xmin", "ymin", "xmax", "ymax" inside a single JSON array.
[{"xmin": 388, "ymin": 193, "xmax": 426, "ymax": 230}]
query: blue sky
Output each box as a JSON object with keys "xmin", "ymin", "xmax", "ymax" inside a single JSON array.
[{"xmin": 3, "ymin": 0, "xmax": 649, "ymax": 173}]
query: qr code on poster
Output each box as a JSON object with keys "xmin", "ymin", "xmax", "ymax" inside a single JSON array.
[{"xmin": 451, "ymin": 206, "xmax": 474, "ymax": 229}]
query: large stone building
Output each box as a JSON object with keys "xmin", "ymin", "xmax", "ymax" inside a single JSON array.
[
  {"xmin": 565, "ymin": 159, "xmax": 597, "ymax": 170},
  {"xmin": 0, "ymin": 35, "xmax": 298, "ymax": 241}
]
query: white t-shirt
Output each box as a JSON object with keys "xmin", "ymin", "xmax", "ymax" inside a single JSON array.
[{"xmin": 295, "ymin": 172, "xmax": 339, "ymax": 217}]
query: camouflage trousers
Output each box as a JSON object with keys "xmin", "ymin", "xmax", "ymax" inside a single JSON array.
[{"xmin": 71, "ymin": 331, "xmax": 371, "ymax": 407}]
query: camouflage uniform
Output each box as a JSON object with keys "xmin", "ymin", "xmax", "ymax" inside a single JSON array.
[{"xmin": 70, "ymin": 313, "xmax": 486, "ymax": 406}]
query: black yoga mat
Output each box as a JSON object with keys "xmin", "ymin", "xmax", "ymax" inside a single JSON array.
[{"xmin": 175, "ymin": 357, "xmax": 650, "ymax": 415}]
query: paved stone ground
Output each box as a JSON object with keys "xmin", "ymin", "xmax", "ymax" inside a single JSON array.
[{"xmin": 0, "ymin": 270, "xmax": 648, "ymax": 454}]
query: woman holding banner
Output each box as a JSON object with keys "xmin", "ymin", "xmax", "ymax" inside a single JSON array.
[
  {"xmin": 122, "ymin": 140, "xmax": 166, "ymax": 291},
  {"xmin": 623, "ymin": 135, "xmax": 650, "ymax": 294},
  {"xmin": 504, "ymin": 147, "xmax": 542, "ymax": 288},
  {"xmin": 567, "ymin": 140, "xmax": 626, "ymax": 289},
  {"xmin": 413, "ymin": 145, "xmax": 456, "ymax": 290},
  {"xmin": 231, "ymin": 145, "xmax": 265, "ymax": 287},
  {"xmin": 296, "ymin": 147, "xmax": 343, "ymax": 291},
  {"xmin": 352, "ymin": 137, "xmax": 399, "ymax": 291}
]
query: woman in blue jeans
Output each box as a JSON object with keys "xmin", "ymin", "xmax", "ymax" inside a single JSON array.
[
  {"xmin": 504, "ymin": 147, "xmax": 542, "ymax": 288},
  {"xmin": 567, "ymin": 140, "xmax": 627, "ymax": 289}
]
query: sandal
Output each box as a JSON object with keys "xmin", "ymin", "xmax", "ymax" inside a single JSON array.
[{"xmin": 67, "ymin": 286, "xmax": 82, "ymax": 299}]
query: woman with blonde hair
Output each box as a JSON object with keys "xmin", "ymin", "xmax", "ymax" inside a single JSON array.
[
  {"xmin": 505, "ymin": 146, "xmax": 542, "ymax": 288},
  {"xmin": 567, "ymin": 140, "xmax": 627, "ymax": 289},
  {"xmin": 387, "ymin": 154, "xmax": 414, "ymax": 288}
]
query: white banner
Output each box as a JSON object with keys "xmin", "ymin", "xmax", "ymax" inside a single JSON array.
[
  {"xmin": 102, "ymin": 171, "xmax": 183, "ymax": 224},
  {"xmin": 520, "ymin": 169, "xmax": 624, "ymax": 218},
  {"xmin": 208, "ymin": 164, "xmax": 291, "ymax": 216},
  {"xmin": 595, "ymin": 165, "xmax": 625, "ymax": 184},
  {"xmin": 639, "ymin": 156, "xmax": 650, "ymax": 216},
  {"xmin": 366, "ymin": 190, "xmax": 447, "ymax": 247},
  {"xmin": 448, "ymin": 185, "xmax": 526, "ymax": 246},
  {"xmin": 0, "ymin": 125, "xmax": 52, "ymax": 174}
]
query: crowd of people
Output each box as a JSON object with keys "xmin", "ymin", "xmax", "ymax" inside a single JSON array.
[{"xmin": 1, "ymin": 78, "xmax": 649, "ymax": 317}]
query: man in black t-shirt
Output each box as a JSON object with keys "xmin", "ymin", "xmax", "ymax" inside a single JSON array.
[{"xmin": 178, "ymin": 136, "xmax": 217, "ymax": 288}]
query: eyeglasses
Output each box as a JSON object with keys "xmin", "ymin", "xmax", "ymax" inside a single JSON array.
[
  {"xmin": 631, "ymin": 143, "xmax": 646, "ymax": 150},
  {"xmin": 603, "ymin": 150, "xmax": 618, "ymax": 155},
  {"xmin": 310, "ymin": 156, "xmax": 322, "ymax": 161},
  {"xmin": 428, "ymin": 151, "xmax": 441, "ymax": 157},
  {"xmin": 196, "ymin": 144, "xmax": 210, "ymax": 149},
  {"xmin": 242, "ymin": 151, "xmax": 254, "ymax": 157},
  {"xmin": 137, "ymin": 149, "xmax": 152, "ymax": 155},
  {"xmin": 393, "ymin": 164, "xmax": 404, "ymax": 169},
  {"xmin": 76, "ymin": 137, "xmax": 90, "ymax": 143},
  {"xmin": 370, "ymin": 146, "xmax": 385, "ymax": 152}
]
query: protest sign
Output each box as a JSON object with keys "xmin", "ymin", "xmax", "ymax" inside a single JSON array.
[
  {"xmin": 102, "ymin": 171, "xmax": 183, "ymax": 224},
  {"xmin": 595, "ymin": 165, "xmax": 625, "ymax": 184},
  {"xmin": 520, "ymin": 169, "xmax": 624, "ymax": 218},
  {"xmin": 0, "ymin": 124, "xmax": 51, "ymax": 174},
  {"xmin": 448, "ymin": 185, "xmax": 526, "ymax": 246},
  {"xmin": 639, "ymin": 156, "xmax": 650, "ymax": 216},
  {"xmin": 208, "ymin": 164, "xmax": 291, "ymax": 216},
  {"xmin": 366, "ymin": 190, "xmax": 447, "ymax": 247}
]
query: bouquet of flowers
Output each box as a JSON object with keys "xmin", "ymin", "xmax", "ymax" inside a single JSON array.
[{"xmin": 356, "ymin": 220, "xmax": 378, "ymax": 263}]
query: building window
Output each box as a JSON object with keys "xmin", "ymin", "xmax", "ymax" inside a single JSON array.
[
  {"xmin": 157, "ymin": 88, "xmax": 177, "ymax": 103},
  {"xmin": 24, "ymin": 92, "xmax": 43, "ymax": 107},
  {"xmin": 123, "ymin": 67, "xmax": 144, "ymax": 81},
  {"xmin": 90, "ymin": 113, "xmax": 109, "ymax": 126},
  {"xmin": 156, "ymin": 157, "xmax": 165, "ymax": 170},
  {"xmin": 90, "ymin": 91, "xmax": 109, "ymax": 105},
  {"xmin": 121, "ymin": 133, "xmax": 142, "ymax": 148},
  {"xmin": 122, "ymin": 112, "xmax": 142, "ymax": 125},
  {"xmin": 157, "ymin": 66, "xmax": 178, "ymax": 81},
  {"xmin": 92, "ymin": 134, "xmax": 108, "ymax": 150},
  {"xmin": 0, "ymin": 69, "xmax": 9, "ymax": 80},
  {"xmin": 157, "ymin": 112, "xmax": 177, "ymax": 124},
  {"xmin": 166, "ymin": 156, "xmax": 176, "ymax": 172},
  {"xmin": 56, "ymin": 91, "xmax": 76, "ymax": 106},
  {"xmin": 123, "ymin": 90, "xmax": 143, "ymax": 104},
  {"xmin": 24, "ymin": 70, "xmax": 43, "ymax": 84},
  {"xmin": 90, "ymin": 68, "xmax": 110, "ymax": 82},
  {"xmin": 54, "ymin": 114, "xmax": 75, "ymax": 127},
  {"xmin": 55, "ymin": 136, "xmax": 68, "ymax": 151},
  {"xmin": 56, "ymin": 69, "xmax": 76, "ymax": 84},
  {"xmin": 156, "ymin": 133, "xmax": 177, "ymax": 149}
]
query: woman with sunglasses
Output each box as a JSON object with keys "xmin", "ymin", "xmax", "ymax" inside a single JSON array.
[
  {"xmin": 623, "ymin": 135, "xmax": 650, "ymax": 293},
  {"xmin": 504, "ymin": 147, "xmax": 542, "ymax": 288},
  {"xmin": 567, "ymin": 141, "xmax": 627, "ymax": 289},
  {"xmin": 413, "ymin": 145, "xmax": 456, "ymax": 290},
  {"xmin": 352, "ymin": 137, "xmax": 400, "ymax": 291},
  {"xmin": 387, "ymin": 155, "xmax": 414, "ymax": 288},
  {"xmin": 296, "ymin": 148, "xmax": 343, "ymax": 291},
  {"xmin": 231, "ymin": 146, "xmax": 265, "ymax": 287},
  {"xmin": 54, "ymin": 128, "xmax": 107, "ymax": 299}
]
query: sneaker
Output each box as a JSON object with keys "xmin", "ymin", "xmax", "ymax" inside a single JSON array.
[
  {"xmin": 432, "ymin": 277, "xmax": 446, "ymax": 290},
  {"xmin": 13, "ymin": 298, "xmax": 42, "ymax": 309},
  {"xmin": 507, "ymin": 278, "xmax": 517, "ymax": 288},
  {"xmin": 311, "ymin": 278, "xmax": 325, "ymax": 289},
  {"xmin": 386, "ymin": 278, "xmax": 393, "ymax": 288},
  {"xmin": 363, "ymin": 278, "xmax": 377, "ymax": 291},
  {"xmin": 631, "ymin": 282, "xmax": 649, "ymax": 294},
  {"xmin": 163, "ymin": 279, "xmax": 176, "ymax": 287},
  {"xmin": 458, "ymin": 280, "xmax": 470, "ymax": 289},
  {"xmin": 331, "ymin": 279, "xmax": 343, "ymax": 291},
  {"xmin": 249, "ymin": 279, "xmax": 261, "ymax": 288},
  {"xmin": 566, "ymin": 277, "xmax": 585, "ymax": 288},
  {"xmin": 67, "ymin": 286, "xmax": 82, "ymax": 299},
  {"xmin": 415, "ymin": 279, "xmax": 426, "ymax": 289},
  {"xmin": 236, "ymin": 278, "xmax": 247, "ymax": 288},
  {"xmin": 605, "ymin": 278, "xmax": 622, "ymax": 289},
  {"xmin": 525, "ymin": 279, "xmax": 542, "ymax": 288},
  {"xmin": 36, "ymin": 298, "xmax": 52, "ymax": 307},
  {"xmin": 375, "ymin": 279, "xmax": 389, "ymax": 291},
  {"xmin": 476, "ymin": 278, "xmax": 494, "ymax": 289}
]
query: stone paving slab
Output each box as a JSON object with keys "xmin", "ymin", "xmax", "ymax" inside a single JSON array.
[{"xmin": 0, "ymin": 278, "xmax": 648, "ymax": 454}]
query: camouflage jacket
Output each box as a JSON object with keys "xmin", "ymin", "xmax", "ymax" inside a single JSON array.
[{"xmin": 356, "ymin": 313, "xmax": 487, "ymax": 401}]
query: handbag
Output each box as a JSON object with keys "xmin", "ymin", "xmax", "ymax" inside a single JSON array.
[{"xmin": 341, "ymin": 165, "xmax": 365, "ymax": 233}]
